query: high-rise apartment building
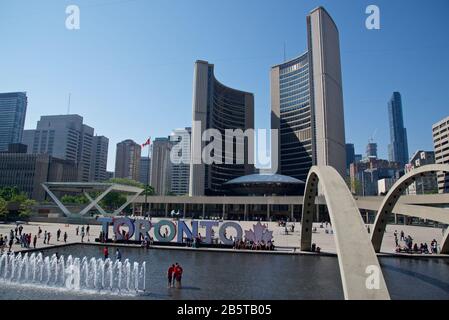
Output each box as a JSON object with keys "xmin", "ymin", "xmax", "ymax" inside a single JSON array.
[
  {"xmin": 432, "ymin": 116, "xmax": 449, "ymax": 193},
  {"xmin": 271, "ymin": 7, "xmax": 346, "ymax": 182},
  {"xmin": 22, "ymin": 115, "xmax": 96, "ymax": 182},
  {"xmin": 366, "ymin": 142, "xmax": 378, "ymax": 159},
  {"xmin": 170, "ymin": 127, "xmax": 191, "ymax": 195},
  {"xmin": 90, "ymin": 135, "xmax": 109, "ymax": 182},
  {"xmin": 0, "ymin": 92, "xmax": 27, "ymax": 152},
  {"xmin": 150, "ymin": 137, "xmax": 172, "ymax": 195},
  {"xmin": 350, "ymin": 158, "xmax": 399, "ymax": 196},
  {"xmin": 388, "ymin": 92, "xmax": 409, "ymax": 167},
  {"xmin": 405, "ymin": 150, "xmax": 437, "ymax": 195},
  {"xmin": 189, "ymin": 60, "xmax": 255, "ymax": 196},
  {"xmin": 115, "ymin": 139, "xmax": 141, "ymax": 181}
]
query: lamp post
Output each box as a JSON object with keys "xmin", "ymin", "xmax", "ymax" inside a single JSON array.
[{"xmin": 142, "ymin": 137, "xmax": 152, "ymax": 219}]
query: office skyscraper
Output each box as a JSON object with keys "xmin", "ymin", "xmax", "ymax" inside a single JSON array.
[
  {"xmin": 0, "ymin": 92, "xmax": 27, "ymax": 152},
  {"xmin": 90, "ymin": 135, "xmax": 109, "ymax": 182},
  {"xmin": 189, "ymin": 60, "xmax": 255, "ymax": 196},
  {"xmin": 22, "ymin": 114, "xmax": 95, "ymax": 182},
  {"xmin": 345, "ymin": 143, "xmax": 355, "ymax": 171},
  {"xmin": 271, "ymin": 7, "xmax": 346, "ymax": 182},
  {"xmin": 139, "ymin": 157, "xmax": 152, "ymax": 186},
  {"xmin": 170, "ymin": 127, "xmax": 191, "ymax": 195},
  {"xmin": 115, "ymin": 139, "xmax": 141, "ymax": 181},
  {"xmin": 388, "ymin": 92, "xmax": 409, "ymax": 167},
  {"xmin": 150, "ymin": 137, "xmax": 172, "ymax": 195},
  {"xmin": 432, "ymin": 116, "xmax": 449, "ymax": 193}
]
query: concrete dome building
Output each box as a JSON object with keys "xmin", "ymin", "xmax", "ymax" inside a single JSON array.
[{"xmin": 224, "ymin": 173, "xmax": 305, "ymax": 196}]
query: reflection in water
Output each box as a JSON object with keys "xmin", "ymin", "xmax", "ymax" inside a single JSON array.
[{"xmin": 0, "ymin": 245, "xmax": 448, "ymax": 300}]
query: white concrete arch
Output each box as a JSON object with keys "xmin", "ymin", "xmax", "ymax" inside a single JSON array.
[
  {"xmin": 371, "ymin": 164, "xmax": 449, "ymax": 253},
  {"xmin": 300, "ymin": 166, "xmax": 390, "ymax": 300}
]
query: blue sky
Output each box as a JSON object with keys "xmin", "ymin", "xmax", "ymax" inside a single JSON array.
[{"xmin": 0, "ymin": 0, "xmax": 448, "ymax": 171}]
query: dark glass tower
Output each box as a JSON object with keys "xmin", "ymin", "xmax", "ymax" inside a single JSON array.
[
  {"xmin": 388, "ymin": 92, "xmax": 409, "ymax": 167},
  {"xmin": 0, "ymin": 92, "xmax": 27, "ymax": 152}
]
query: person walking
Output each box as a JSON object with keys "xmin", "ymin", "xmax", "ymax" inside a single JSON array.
[
  {"xmin": 43, "ymin": 230, "xmax": 47, "ymax": 244},
  {"xmin": 76, "ymin": 226, "xmax": 79, "ymax": 236},
  {"xmin": 81, "ymin": 229, "xmax": 85, "ymax": 243},
  {"xmin": 38, "ymin": 227, "xmax": 42, "ymax": 238},
  {"xmin": 57, "ymin": 229, "xmax": 61, "ymax": 241},
  {"xmin": 33, "ymin": 235, "xmax": 37, "ymax": 249},
  {"xmin": 86, "ymin": 225, "xmax": 90, "ymax": 236},
  {"xmin": 167, "ymin": 264, "xmax": 175, "ymax": 288},
  {"xmin": 400, "ymin": 230, "xmax": 405, "ymax": 241},
  {"xmin": 103, "ymin": 247, "xmax": 109, "ymax": 260},
  {"xmin": 47, "ymin": 232, "xmax": 51, "ymax": 244},
  {"xmin": 63, "ymin": 232, "xmax": 68, "ymax": 243},
  {"xmin": 115, "ymin": 248, "xmax": 122, "ymax": 261}
]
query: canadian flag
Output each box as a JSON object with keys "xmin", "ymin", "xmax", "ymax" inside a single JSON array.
[{"xmin": 142, "ymin": 137, "xmax": 151, "ymax": 148}]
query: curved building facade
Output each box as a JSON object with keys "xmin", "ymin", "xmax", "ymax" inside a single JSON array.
[
  {"xmin": 271, "ymin": 7, "xmax": 346, "ymax": 183},
  {"xmin": 271, "ymin": 53, "xmax": 313, "ymax": 181},
  {"xmin": 190, "ymin": 60, "xmax": 254, "ymax": 196}
]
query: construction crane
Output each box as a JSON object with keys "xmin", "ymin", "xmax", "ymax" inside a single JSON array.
[{"xmin": 368, "ymin": 128, "xmax": 377, "ymax": 144}]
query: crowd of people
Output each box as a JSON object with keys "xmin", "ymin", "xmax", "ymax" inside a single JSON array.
[
  {"xmin": 1, "ymin": 225, "xmax": 38, "ymax": 252},
  {"xmin": 233, "ymin": 239, "xmax": 275, "ymax": 251},
  {"xmin": 75, "ymin": 225, "xmax": 90, "ymax": 242},
  {"xmin": 394, "ymin": 230, "xmax": 440, "ymax": 254},
  {"xmin": 167, "ymin": 263, "xmax": 183, "ymax": 288}
]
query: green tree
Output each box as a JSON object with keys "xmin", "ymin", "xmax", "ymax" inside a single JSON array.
[
  {"xmin": 0, "ymin": 197, "xmax": 7, "ymax": 220},
  {"xmin": 100, "ymin": 192, "xmax": 127, "ymax": 211},
  {"xmin": 107, "ymin": 178, "xmax": 144, "ymax": 189},
  {"xmin": 0, "ymin": 186, "xmax": 20, "ymax": 201},
  {"xmin": 61, "ymin": 194, "xmax": 89, "ymax": 205},
  {"xmin": 18, "ymin": 199, "xmax": 37, "ymax": 218},
  {"xmin": 144, "ymin": 185, "xmax": 155, "ymax": 196}
]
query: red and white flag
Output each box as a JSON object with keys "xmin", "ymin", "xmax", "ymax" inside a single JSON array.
[{"xmin": 142, "ymin": 137, "xmax": 151, "ymax": 148}]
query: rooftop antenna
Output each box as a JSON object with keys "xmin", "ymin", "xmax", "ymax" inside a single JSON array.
[
  {"xmin": 283, "ymin": 41, "xmax": 286, "ymax": 62},
  {"xmin": 67, "ymin": 93, "xmax": 71, "ymax": 114}
]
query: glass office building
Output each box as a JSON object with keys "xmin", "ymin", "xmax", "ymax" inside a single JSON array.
[
  {"xmin": 275, "ymin": 53, "xmax": 313, "ymax": 181},
  {"xmin": 271, "ymin": 7, "xmax": 346, "ymax": 183},
  {"xmin": 0, "ymin": 92, "xmax": 27, "ymax": 152}
]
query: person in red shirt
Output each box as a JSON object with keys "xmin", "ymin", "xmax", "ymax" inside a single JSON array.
[
  {"xmin": 167, "ymin": 264, "xmax": 175, "ymax": 288},
  {"xmin": 103, "ymin": 247, "xmax": 109, "ymax": 260},
  {"xmin": 174, "ymin": 263, "xmax": 183, "ymax": 288}
]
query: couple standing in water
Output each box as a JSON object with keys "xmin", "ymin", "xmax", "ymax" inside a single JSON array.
[{"xmin": 167, "ymin": 263, "xmax": 183, "ymax": 288}]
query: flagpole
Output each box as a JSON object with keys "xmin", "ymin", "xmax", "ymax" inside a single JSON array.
[{"xmin": 145, "ymin": 137, "xmax": 151, "ymax": 219}]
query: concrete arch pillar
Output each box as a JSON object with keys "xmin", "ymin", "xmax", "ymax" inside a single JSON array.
[
  {"xmin": 300, "ymin": 166, "xmax": 390, "ymax": 300},
  {"xmin": 371, "ymin": 164, "xmax": 449, "ymax": 253}
]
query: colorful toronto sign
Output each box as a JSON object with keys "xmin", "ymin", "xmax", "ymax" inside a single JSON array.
[{"xmin": 97, "ymin": 217, "xmax": 274, "ymax": 245}]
